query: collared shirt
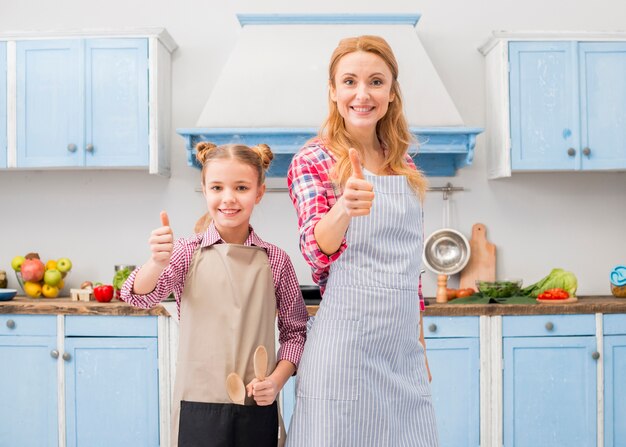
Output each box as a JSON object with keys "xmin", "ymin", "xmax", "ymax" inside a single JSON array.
[
  {"xmin": 121, "ymin": 223, "xmax": 308, "ymax": 367},
  {"xmin": 287, "ymin": 138, "xmax": 426, "ymax": 311}
]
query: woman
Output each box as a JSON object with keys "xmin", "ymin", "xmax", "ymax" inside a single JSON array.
[{"xmin": 286, "ymin": 35, "xmax": 438, "ymax": 446}]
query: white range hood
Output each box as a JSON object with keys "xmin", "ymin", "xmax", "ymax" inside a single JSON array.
[{"xmin": 178, "ymin": 14, "xmax": 482, "ymax": 177}]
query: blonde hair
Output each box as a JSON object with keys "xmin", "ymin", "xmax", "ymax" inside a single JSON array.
[
  {"xmin": 320, "ymin": 35, "xmax": 427, "ymax": 200},
  {"xmin": 193, "ymin": 142, "xmax": 274, "ymax": 233},
  {"xmin": 195, "ymin": 142, "xmax": 274, "ymax": 187}
]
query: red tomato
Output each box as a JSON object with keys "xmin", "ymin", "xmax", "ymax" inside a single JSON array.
[
  {"xmin": 457, "ymin": 288, "xmax": 475, "ymax": 298},
  {"xmin": 93, "ymin": 284, "xmax": 114, "ymax": 303}
]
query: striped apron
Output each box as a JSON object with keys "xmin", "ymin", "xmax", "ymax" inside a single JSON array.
[{"xmin": 287, "ymin": 173, "xmax": 439, "ymax": 447}]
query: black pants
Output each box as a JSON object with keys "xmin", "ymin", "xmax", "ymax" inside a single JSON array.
[{"xmin": 178, "ymin": 400, "xmax": 279, "ymax": 447}]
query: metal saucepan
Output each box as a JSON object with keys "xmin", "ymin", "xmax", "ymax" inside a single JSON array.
[{"xmin": 422, "ymin": 228, "xmax": 471, "ymax": 276}]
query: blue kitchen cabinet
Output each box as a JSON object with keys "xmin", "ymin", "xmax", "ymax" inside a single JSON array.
[
  {"xmin": 509, "ymin": 41, "xmax": 626, "ymax": 172},
  {"xmin": 0, "ymin": 42, "xmax": 6, "ymax": 168},
  {"xmin": 0, "ymin": 314, "xmax": 159, "ymax": 446},
  {"xmin": 502, "ymin": 314, "xmax": 598, "ymax": 447},
  {"xmin": 16, "ymin": 38, "xmax": 149, "ymax": 168},
  {"xmin": 281, "ymin": 374, "xmax": 297, "ymax": 432},
  {"xmin": 578, "ymin": 42, "xmax": 626, "ymax": 169},
  {"xmin": 64, "ymin": 315, "xmax": 159, "ymax": 447},
  {"xmin": 603, "ymin": 314, "xmax": 626, "ymax": 447},
  {"xmin": 424, "ymin": 316, "xmax": 480, "ymax": 447},
  {"xmin": 0, "ymin": 315, "xmax": 58, "ymax": 446}
]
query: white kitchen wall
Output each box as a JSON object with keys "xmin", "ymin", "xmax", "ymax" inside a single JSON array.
[{"xmin": 1, "ymin": 0, "xmax": 625, "ymax": 297}]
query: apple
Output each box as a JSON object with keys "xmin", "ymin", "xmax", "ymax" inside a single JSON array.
[
  {"xmin": 11, "ymin": 256, "xmax": 25, "ymax": 272},
  {"xmin": 42, "ymin": 284, "xmax": 60, "ymax": 298},
  {"xmin": 44, "ymin": 269, "xmax": 63, "ymax": 287},
  {"xmin": 57, "ymin": 258, "xmax": 72, "ymax": 273},
  {"xmin": 24, "ymin": 281, "xmax": 43, "ymax": 298},
  {"xmin": 21, "ymin": 259, "xmax": 45, "ymax": 282}
]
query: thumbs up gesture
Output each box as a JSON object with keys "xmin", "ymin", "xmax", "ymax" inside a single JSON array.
[
  {"xmin": 149, "ymin": 211, "xmax": 174, "ymax": 268},
  {"xmin": 341, "ymin": 148, "xmax": 375, "ymax": 217}
]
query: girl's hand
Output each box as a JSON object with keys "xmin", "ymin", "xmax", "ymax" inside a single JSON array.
[
  {"xmin": 246, "ymin": 378, "xmax": 279, "ymax": 406},
  {"xmin": 149, "ymin": 211, "xmax": 174, "ymax": 269},
  {"xmin": 340, "ymin": 148, "xmax": 375, "ymax": 217}
]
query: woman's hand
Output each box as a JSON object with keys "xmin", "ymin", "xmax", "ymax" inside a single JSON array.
[
  {"xmin": 246, "ymin": 378, "xmax": 279, "ymax": 406},
  {"xmin": 340, "ymin": 148, "xmax": 375, "ymax": 217},
  {"xmin": 149, "ymin": 211, "xmax": 174, "ymax": 269}
]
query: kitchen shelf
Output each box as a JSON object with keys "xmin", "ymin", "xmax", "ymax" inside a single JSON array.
[{"xmin": 177, "ymin": 127, "xmax": 483, "ymax": 177}]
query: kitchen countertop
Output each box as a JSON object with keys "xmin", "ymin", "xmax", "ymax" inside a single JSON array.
[
  {"xmin": 2, "ymin": 295, "xmax": 625, "ymax": 317},
  {"xmin": 0, "ymin": 296, "xmax": 169, "ymax": 316}
]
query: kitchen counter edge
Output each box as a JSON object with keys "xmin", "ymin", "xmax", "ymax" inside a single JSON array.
[{"xmin": 1, "ymin": 296, "xmax": 625, "ymax": 317}]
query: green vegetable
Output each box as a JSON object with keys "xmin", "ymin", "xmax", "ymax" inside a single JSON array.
[
  {"xmin": 477, "ymin": 280, "xmax": 522, "ymax": 298},
  {"xmin": 521, "ymin": 268, "xmax": 578, "ymax": 297},
  {"xmin": 112, "ymin": 267, "xmax": 133, "ymax": 291}
]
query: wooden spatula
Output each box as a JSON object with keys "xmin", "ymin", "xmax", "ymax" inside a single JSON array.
[
  {"xmin": 253, "ymin": 345, "xmax": 268, "ymax": 380},
  {"xmin": 226, "ymin": 373, "xmax": 245, "ymax": 405}
]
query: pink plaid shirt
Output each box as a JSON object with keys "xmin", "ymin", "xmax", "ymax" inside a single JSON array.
[
  {"xmin": 121, "ymin": 222, "xmax": 308, "ymax": 367},
  {"xmin": 287, "ymin": 138, "xmax": 426, "ymax": 311}
]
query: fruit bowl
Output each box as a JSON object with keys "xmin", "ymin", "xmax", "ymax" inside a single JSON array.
[
  {"xmin": 476, "ymin": 279, "xmax": 523, "ymax": 298},
  {"xmin": 16, "ymin": 270, "xmax": 71, "ymax": 298}
]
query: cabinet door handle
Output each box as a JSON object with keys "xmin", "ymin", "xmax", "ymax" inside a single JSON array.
[
  {"xmin": 67, "ymin": 143, "xmax": 77, "ymax": 153},
  {"xmin": 582, "ymin": 147, "xmax": 591, "ymax": 157},
  {"xmin": 6, "ymin": 319, "xmax": 15, "ymax": 329},
  {"xmin": 62, "ymin": 352, "xmax": 71, "ymax": 361},
  {"xmin": 545, "ymin": 322, "xmax": 554, "ymax": 331},
  {"xmin": 50, "ymin": 350, "xmax": 59, "ymax": 359},
  {"xmin": 591, "ymin": 351, "xmax": 600, "ymax": 360},
  {"xmin": 428, "ymin": 323, "xmax": 437, "ymax": 332},
  {"xmin": 567, "ymin": 147, "xmax": 576, "ymax": 156},
  {"xmin": 86, "ymin": 144, "xmax": 94, "ymax": 153}
]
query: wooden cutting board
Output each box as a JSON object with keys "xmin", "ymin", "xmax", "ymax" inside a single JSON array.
[{"xmin": 459, "ymin": 223, "xmax": 496, "ymax": 290}]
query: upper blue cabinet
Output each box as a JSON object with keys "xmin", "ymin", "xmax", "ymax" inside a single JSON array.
[
  {"xmin": 479, "ymin": 33, "xmax": 626, "ymax": 178},
  {"xmin": 1, "ymin": 29, "xmax": 177, "ymax": 175},
  {"xmin": 0, "ymin": 42, "xmax": 6, "ymax": 169}
]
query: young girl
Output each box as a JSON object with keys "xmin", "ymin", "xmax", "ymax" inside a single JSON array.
[
  {"xmin": 121, "ymin": 142, "xmax": 308, "ymax": 447},
  {"xmin": 286, "ymin": 36, "xmax": 438, "ymax": 446}
]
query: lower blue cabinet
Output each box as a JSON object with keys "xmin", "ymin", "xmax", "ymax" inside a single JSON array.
[
  {"xmin": 0, "ymin": 314, "xmax": 159, "ymax": 447},
  {"xmin": 604, "ymin": 314, "xmax": 626, "ymax": 447},
  {"xmin": 0, "ymin": 315, "xmax": 58, "ymax": 446},
  {"xmin": 424, "ymin": 316, "xmax": 480, "ymax": 447},
  {"xmin": 502, "ymin": 315, "xmax": 598, "ymax": 447},
  {"xmin": 64, "ymin": 316, "xmax": 159, "ymax": 447}
]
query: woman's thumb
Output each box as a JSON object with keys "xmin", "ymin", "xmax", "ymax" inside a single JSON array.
[{"xmin": 349, "ymin": 148, "xmax": 364, "ymax": 179}]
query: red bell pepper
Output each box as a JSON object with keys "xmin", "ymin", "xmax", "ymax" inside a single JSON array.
[
  {"xmin": 93, "ymin": 284, "xmax": 114, "ymax": 303},
  {"xmin": 538, "ymin": 288, "xmax": 570, "ymax": 300}
]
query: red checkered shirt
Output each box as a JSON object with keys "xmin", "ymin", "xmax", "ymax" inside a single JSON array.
[
  {"xmin": 121, "ymin": 222, "xmax": 308, "ymax": 367},
  {"xmin": 287, "ymin": 138, "xmax": 426, "ymax": 311}
]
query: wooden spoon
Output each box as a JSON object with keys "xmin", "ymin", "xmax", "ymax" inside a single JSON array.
[
  {"xmin": 226, "ymin": 373, "xmax": 245, "ymax": 405},
  {"xmin": 253, "ymin": 345, "xmax": 268, "ymax": 380}
]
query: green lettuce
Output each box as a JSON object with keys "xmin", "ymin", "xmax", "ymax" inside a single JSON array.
[{"xmin": 521, "ymin": 268, "xmax": 578, "ymax": 297}]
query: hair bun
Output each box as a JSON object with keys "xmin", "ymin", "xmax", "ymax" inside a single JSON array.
[
  {"xmin": 195, "ymin": 141, "xmax": 217, "ymax": 164},
  {"xmin": 251, "ymin": 143, "xmax": 274, "ymax": 170}
]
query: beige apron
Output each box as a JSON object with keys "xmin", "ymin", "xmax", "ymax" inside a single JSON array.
[{"xmin": 171, "ymin": 243, "xmax": 285, "ymax": 446}]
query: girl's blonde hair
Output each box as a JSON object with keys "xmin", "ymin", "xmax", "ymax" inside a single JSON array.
[
  {"xmin": 193, "ymin": 142, "xmax": 274, "ymax": 233},
  {"xmin": 320, "ymin": 35, "xmax": 427, "ymax": 200},
  {"xmin": 195, "ymin": 142, "xmax": 274, "ymax": 186}
]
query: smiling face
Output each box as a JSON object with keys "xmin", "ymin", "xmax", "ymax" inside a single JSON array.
[
  {"xmin": 330, "ymin": 50, "xmax": 396, "ymax": 136},
  {"xmin": 202, "ymin": 158, "xmax": 265, "ymax": 244}
]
